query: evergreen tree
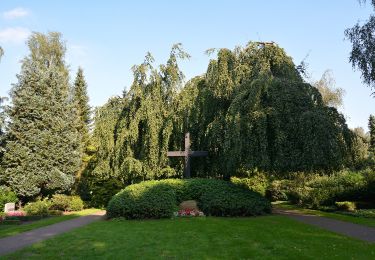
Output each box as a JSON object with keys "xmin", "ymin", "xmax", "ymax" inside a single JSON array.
[
  {"xmin": 369, "ymin": 114, "xmax": 375, "ymax": 153},
  {"xmin": 72, "ymin": 67, "xmax": 91, "ymax": 151},
  {"xmin": 1, "ymin": 32, "xmax": 81, "ymax": 199}
]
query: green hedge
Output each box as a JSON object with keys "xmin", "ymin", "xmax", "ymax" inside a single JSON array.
[
  {"xmin": 50, "ymin": 194, "xmax": 84, "ymax": 211},
  {"xmin": 107, "ymin": 179, "xmax": 271, "ymax": 219},
  {"xmin": 285, "ymin": 170, "xmax": 375, "ymax": 208},
  {"xmin": 0, "ymin": 186, "xmax": 18, "ymax": 208}
]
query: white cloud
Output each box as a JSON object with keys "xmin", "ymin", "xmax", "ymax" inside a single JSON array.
[
  {"xmin": 0, "ymin": 27, "xmax": 31, "ymax": 44},
  {"xmin": 3, "ymin": 7, "xmax": 29, "ymax": 19}
]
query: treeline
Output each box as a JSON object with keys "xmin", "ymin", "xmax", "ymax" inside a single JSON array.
[{"xmin": 0, "ymin": 32, "xmax": 373, "ymax": 206}]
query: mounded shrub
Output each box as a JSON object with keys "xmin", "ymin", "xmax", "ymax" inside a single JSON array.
[
  {"xmin": 69, "ymin": 196, "xmax": 84, "ymax": 211},
  {"xmin": 23, "ymin": 199, "xmax": 50, "ymax": 217},
  {"xmin": 107, "ymin": 179, "xmax": 271, "ymax": 219},
  {"xmin": 0, "ymin": 186, "xmax": 18, "ymax": 208},
  {"xmin": 50, "ymin": 194, "xmax": 71, "ymax": 211},
  {"xmin": 107, "ymin": 181, "xmax": 177, "ymax": 219},
  {"xmin": 288, "ymin": 171, "xmax": 370, "ymax": 208},
  {"xmin": 231, "ymin": 175, "xmax": 268, "ymax": 196},
  {"xmin": 335, "ymin": 201, "xmax": 356, "ymax": 212},
  {"xmin": 50, "ymin": 194, "xmax": 84, "ymax": 211},
  {"xmin": 266, "ymin": 180, "xmax": 290, "ymax": 201}
]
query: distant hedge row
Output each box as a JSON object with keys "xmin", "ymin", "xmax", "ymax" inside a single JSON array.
[{"xmin": 107, "ymin": 179, "xmax": 271, "ymax": 219}]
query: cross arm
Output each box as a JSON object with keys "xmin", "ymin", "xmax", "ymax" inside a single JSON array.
[
  {"xmin": 167, "ymin": 151, "xmax": 185, "ymax": 157},
  {"xmin": 189, "ymin": 151, "xmax": 208, "ymax": 157}
]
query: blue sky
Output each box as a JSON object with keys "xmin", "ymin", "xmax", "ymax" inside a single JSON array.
[{"xmin": 0, "ymin": 0, "xmax": 374, "ymax": 130}]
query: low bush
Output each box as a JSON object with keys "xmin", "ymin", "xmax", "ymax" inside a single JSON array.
[
  {"xmin": 335, "ymin": 201, "xmax": 356, "ymax": 212},
  {"xmin": 266, "ymin": 180, "xmax": 290, "ymax": 201},
  {"xmin": 107, "ymin": 179, "xmax": 271, "ymax": 219},
  {"xmin": 50, "ymin": 194, "xmax": 71, "ymax": 211},
  {"xmin": 287, "ymin": 170, "xmax": 372, "ymax": 208},
  {"xmin": 231, "ymin": 174, "xmax": 268, "ymax": 196},
  {"xmin": 50, "ymin": 194, "xmax": 84, "ymax": 211},
  {"xmin": 23, "ymin": 199, "xmax": 50, "ymax": 217},
  {"xmin": 68, "ymin": 196, "xmax": 84, "ymax": 211},
  {"xmin": 0, "ymin": 185, "xmax": 18, "ymax": 209}
]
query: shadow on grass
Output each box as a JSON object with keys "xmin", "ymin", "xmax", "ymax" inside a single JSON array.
[{"xmin": 0, "ymin": 209, "xmax": 99, "ymax": 239}]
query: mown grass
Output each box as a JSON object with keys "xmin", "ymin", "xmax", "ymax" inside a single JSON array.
[
  {"xmin": 4, "ymin": 216, "xmax": 375, "ymax": 259},
  {"xmin": 274, "ymin": 202, "xmax": 375, "ymax": 228},
  {"xmin": 0, "ymin": 208, "xmax": 100, "ymax": 238}
]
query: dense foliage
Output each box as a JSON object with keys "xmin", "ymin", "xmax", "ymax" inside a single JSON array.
[
  {"xmin": 107, "ymin": 179, "xmax": 271, "ymax": 219},
  {"xmin": 0, "ymin": 32, "xmax": 81, "ymax": 199},
  {"xmin": 84, "ymin": 42, "xmax": 356, "ymax": 199},
  {"xmin": 72, "ymin": 67, "xmax": 91, "ymax": 158},
  {"xmin": 267, "ymin": 170, "xmax": 375, "ymax": 208},
  {"xmin": 345, "ymin": 0, "xmax": 375, "ymax": 93},
  {"xmin": 50, "ymin": 194, "xmax": 84, "ymax": 211},
  {"xmin": 0, "ymin": 185, "xmax": 18, "ymax": 208}
]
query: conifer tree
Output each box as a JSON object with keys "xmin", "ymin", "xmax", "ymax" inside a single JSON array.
[
  {"xmin": 369, "ymin": 114, "xmax": 375, "ymax": 153},
  {"xmin": 72, "ymin": 67, "xmax": 91, "ymax": 154},
  {"xmin": 1, "ymin": 32, "xmax": 81, "ymax": 199}
]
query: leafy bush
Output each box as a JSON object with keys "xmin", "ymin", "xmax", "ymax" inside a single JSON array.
[
  {"xmin": 23, "ymin": 199, "xmax": 51, "ymax": 217},
  {"xmin": 335, "ymin": 201, "xmax": 356, "ymax": 212},
  {"xmin": 68, "ymin": 196, "xmax": 84, "ymax": 211},
  {"xmin": 231, "ymin": 174, "xmax": 268, "ymax": 196},
  {"xmin": 107, "ymin": 179, "xmax": 271, "ymax": 219},
  {"xmin": 50, "ymin": 194, "xmax": 71, "ymax": 211},
  {"xmin": 266, "ymin": 180, "xmax": 290, "ymax": 201},
  {"xmin": 0, "ymin": 186, "xmax": 18, "ymax": 209},
  {"xmin": 288, "ymin": 171, "xmax": 370, "ymax": 208},
  {"xmin": 50, "ymin": 194, "xmax": 84, "ymax": 211}
]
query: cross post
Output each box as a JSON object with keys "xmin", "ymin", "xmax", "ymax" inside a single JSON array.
[{"xmin": 167, "ymin": 132, "xmax": 208, "ymax": 178}]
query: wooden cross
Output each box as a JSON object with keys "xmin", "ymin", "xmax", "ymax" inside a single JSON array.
[{"xmin": 167, "ymin": 132, "xmax": 208, "ymax": 178}]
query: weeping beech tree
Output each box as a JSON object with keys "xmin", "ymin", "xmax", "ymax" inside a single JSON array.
[
  {"xmin": 185, "ymin": 42, "xmax": 354, "ymax": 177},
  {"xmin": 83, "ymin": 42, "xmax": 355, "ymax": 205}
]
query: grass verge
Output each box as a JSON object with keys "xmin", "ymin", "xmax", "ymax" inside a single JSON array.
[
  {"xmin": 0, "ymin": 208, "xmax": 100, "ymax": 239},
  {"xmin": 4, "ymin": 216, "xmax": 375, "ymax": 259}
]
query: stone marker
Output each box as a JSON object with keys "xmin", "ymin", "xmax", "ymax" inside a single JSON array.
[
  {"xmin": 4, "ymin": 203, "xmax": 15, "ymax": 212},
  {"xmin": 179, "ymin": 200, "xmax": 199, "ymax": 210}
]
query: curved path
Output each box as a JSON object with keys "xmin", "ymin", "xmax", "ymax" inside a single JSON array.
[
  {"xmin": 0, "ymin": 210, "xmax": 106, "ymax": 256},
  {"xmin": 274, "ymin": 208, "xmax": 375, "ymax": 243}
]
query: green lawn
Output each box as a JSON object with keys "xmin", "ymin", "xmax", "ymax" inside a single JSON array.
[
  {"xmin": 0, "ymin": 208, "xmax": 99, "ymax": 239},
  {"xmin": 4, "ymin": 216, "xmax": 375, "ymax": 259},
  {"xmin": 275, "ymin": 202, "xmax": 375, "ymax": 228}
]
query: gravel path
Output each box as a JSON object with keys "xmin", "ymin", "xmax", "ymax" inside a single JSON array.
[
  {"xmin": 275, "ymin": 208, "xmax": 375, "ymax": 243},
  {"xmin": 0, "ymin": 210, "xmax": 106, "ymax": 256}
]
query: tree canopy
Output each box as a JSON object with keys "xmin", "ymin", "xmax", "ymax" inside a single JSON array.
[{"xmin": 0, "ymin": 32, "xmax": 81, "ymax": 199}]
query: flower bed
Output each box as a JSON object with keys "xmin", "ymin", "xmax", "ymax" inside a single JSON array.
[{"xmin": 174, "ymin": 208, "xmax": 205, "ymax": 217}]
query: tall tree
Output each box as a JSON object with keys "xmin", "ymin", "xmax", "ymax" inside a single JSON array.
[
  {"xmin": 0, "ymin": 47, "xmax": 7, "ymax": 160},
  {"xmin": 369, "ymin": 114, "xmax": 375, "ymax": 153},
  {"xmin": 312, "ymin": 70, "xmax": 345, "ymax": 108},
  {"xmin": 72, "ymin": 67, "xmax": 91, "ymax": 153},
  {"xmin": 1, "ymin": 32, "xmax": 81, "ymax": 199},
  {"xmin": 345, "ymin": 0, "xmax": 375, "ymax": 93}
]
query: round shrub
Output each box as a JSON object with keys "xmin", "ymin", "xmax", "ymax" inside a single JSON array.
[
  {"xmin": 107, "ymin": 181, "xmax": 177, "ymax": 219},
  {"xmin": 50, "ymin": 194, "xmax": 84, "ymax": 212},
  {"xmin": 231, "ymin": 176, "xmax": 268, "ymax": 196},
  {"xmin": 0, "ymin": 186, "xmax": 18, "ymax": 208},
  {"xmin": 24, "ymin": 199, "xmax": 50, "ymax": 217},
  {"xmin": 107, "ymin": 179, "xmax": 271, "ymax": 219},
  {"xmin": 68, "ymin": 196, "xmax": 84, "ymax": 211},
  {"xmin": 50, "ymin": 194, "xmax": 71, "ymax": 211}
]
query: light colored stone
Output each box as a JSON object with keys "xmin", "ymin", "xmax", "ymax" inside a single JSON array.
[
  {"xmin": 179, "ymin": 200, "xmax": 199, "ymax": 210},
  {"xmin": 4, "ymin": 203, "xmax": 15, "ymax": 212}
]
